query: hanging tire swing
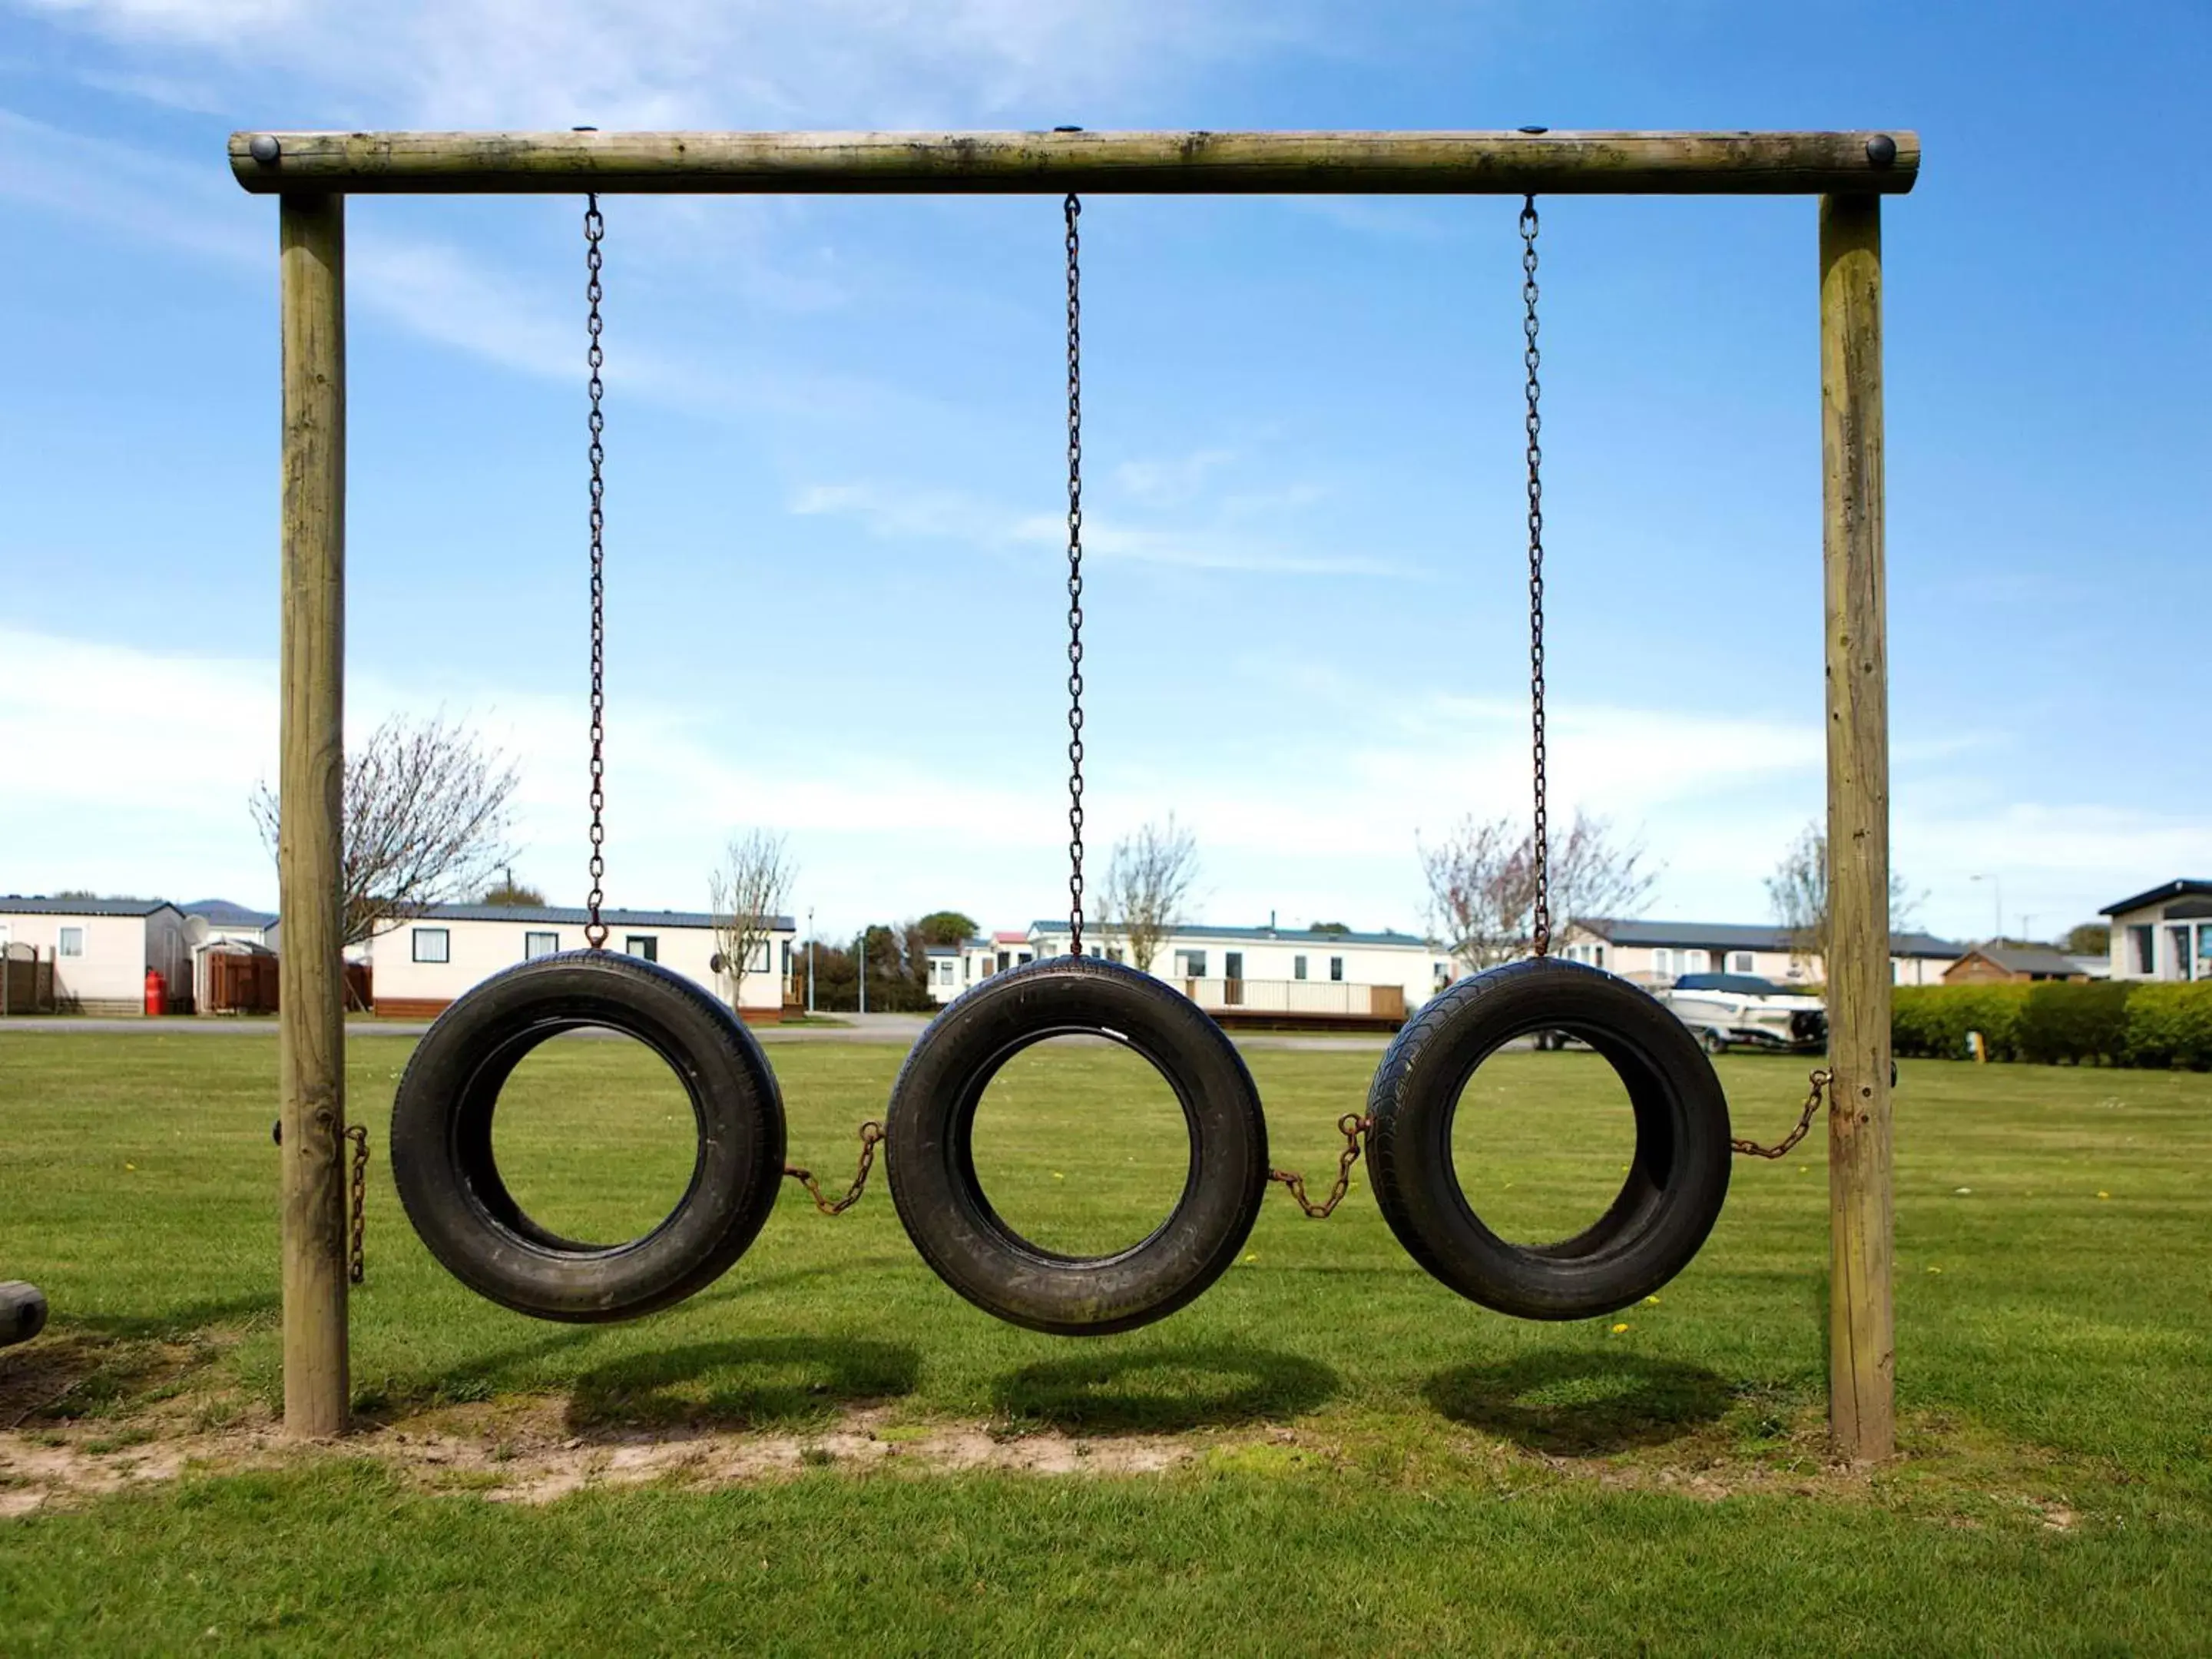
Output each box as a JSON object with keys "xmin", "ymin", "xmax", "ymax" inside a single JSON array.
[
  {"xmin": 885, "ymin": 195, "xmax": 1270, "ymax": 1336},
  {"xmin": 389, "ymin": 196, "xmax": 786, "ymax": 1323},
  {"xmin": 1363, "ymin": 197, "xmax": 1734, "ymax": 1321}
]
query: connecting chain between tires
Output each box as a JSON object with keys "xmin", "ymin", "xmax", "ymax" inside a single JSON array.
[
  {"xmin": 783, "ymin": 1121, "xmax": 887, "ymax": 1216},
  {"xmin": 1731, "ymin": 1068, "xmax": 1832, "ymax": 1161},
  {"xmin": 346, "ymin": 1124, "xmax": 369, "ymax": 1283},
  {"xmin": 1269, "ymin": 1114, "xmax": 1373, "ymax": 1219}
]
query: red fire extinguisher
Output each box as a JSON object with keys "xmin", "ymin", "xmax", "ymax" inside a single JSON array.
[{"xmin": 144, "ymin": 968, "xmax": 166, "ymax": 1018}]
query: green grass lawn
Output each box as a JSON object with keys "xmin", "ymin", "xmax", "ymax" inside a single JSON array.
[{"xmin": 1, "ymin": 1028, "xmax": 2207, "ymax": 1654}]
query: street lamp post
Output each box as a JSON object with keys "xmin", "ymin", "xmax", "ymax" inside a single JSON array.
[
  {"xmin": 806, "ymin": 906, "xmax": 815, "ymax": 1015},
  {"xmin": 1970, "ymin": 873, "xmax": 2002, "ymax": 943}
]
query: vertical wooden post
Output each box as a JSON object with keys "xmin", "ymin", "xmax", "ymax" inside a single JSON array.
[
  {"xmin": 1820, "ymin": 191, "xmax": 1892, "ymax": 1462},
  {"xmin": 278, "ymin": 191, "xmax": 349, "ymax": 1439}
]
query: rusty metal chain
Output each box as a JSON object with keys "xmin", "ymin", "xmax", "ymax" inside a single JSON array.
[
  {"xmin": 583, "ymin": 190, "xmax": 610, "ymax": 950},
  {"xmin": 1520, "ymin": 194, "xmax": 1551, "ymax": 958},
  {"xmin": 1732, "ymin": 1068, "xmax": 1830, "ymax": 1160},
  {"xmin": 1269, "ymin": 1114, "xmax": 1372, "ymax": 1218},
  {"xmin": 783, "ymin": 1121, "xmax": 886, "ymax": 1215},
  {"xmin": 1063, "ymin": 190, "xmax": 1087, "ymax": 957},
  {"xmin": 345, "ymin": 1123, "xmax": 369, "ymax": 1283}
]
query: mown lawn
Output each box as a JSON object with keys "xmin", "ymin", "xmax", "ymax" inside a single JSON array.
[{"xmin": 1, "ymin": 1028, "xmax": 2207, "ymax": 1654}]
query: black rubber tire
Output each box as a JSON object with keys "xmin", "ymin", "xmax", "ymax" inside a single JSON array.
[
  {"xmin": 1366, "ymin": 958, "xmax": 1732, "ymax": 1321},
  {"xmin": 884, "ymin": 954, "xmax": 1268, "ymax": 1336},
  {"xmin": 0, "ymin": 1281, "xmax": 48, "ymax": 1348},
  {"xmin": 389, "ymin": 950, "xmax": 786, "ymax": 1323}
]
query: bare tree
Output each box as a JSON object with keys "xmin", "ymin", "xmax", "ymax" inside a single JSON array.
[
  {"xmin": 250, "ymin": 713, "xmax": 520, "ymax": 949},
  {"xmin": 1094, "ymin": 815, "xmax": 1200, "ymax": 972},
  {"xmin": 1419, "ymin": 809, "xmax": 1656, "ymax": 969},
  {"xmin": 1766, "ymin": 820, "xmax": 1923, "ymax": 975},
  {"xmin": 708, "ymin": 830, "xmax": 797, "ymax": 1012},
  {"xmin": 1418, "ymin": 814, "xmax": 1530, "ymax": 971}
]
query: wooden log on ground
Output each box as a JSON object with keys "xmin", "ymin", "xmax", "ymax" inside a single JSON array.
[
  {"xmin": 1, "ymin": 1281, "xmax": 48, "ymax": 1347},
  {"xmin": 230, "ymin": 129, "xmax": 1919, "ymax": 197},
  {"xmin": 278, "ymin": 190, "xmax": 351, "ymax": 1440},
  {"xmin": 1820, "ymin": 190, "xmax": 1894, "ymax": 1464}
]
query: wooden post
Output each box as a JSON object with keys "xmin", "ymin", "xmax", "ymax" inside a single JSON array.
[
  {"xmin": 278, "ymin": 191, "xmax": 349, "ymax": 1439},
  {"xmin": 1820, "ymin": 191, "xmax": 1893, "ymax": 1462}
]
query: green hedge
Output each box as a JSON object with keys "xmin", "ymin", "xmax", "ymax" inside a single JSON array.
[{"xmin": 1892, "ymin": 981, "xmax": 2212, "ymax": 1069}]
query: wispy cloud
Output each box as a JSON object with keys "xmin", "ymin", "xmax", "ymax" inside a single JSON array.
[
  {"xmin": 12, "ymin": 0, "xmax": 1313, "ymax": 127},
  {"xmin": 6, "ymin": 622, "xmax": 2196, "ymax": 936},
  {"xmin": 0, "ymin": 105, "xmax": 916, "ymax": 416},
  {"xmin": 792, "ymin": 477, "xmax": 1418, "ymax": 577}
]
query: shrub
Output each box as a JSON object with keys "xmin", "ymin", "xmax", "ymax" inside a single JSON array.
[
  {"xmin": 2123, "ymin": 984, "xmax": 2212, "ymax": 1071},
  {"xmin": 1891, "ymin": 980, "xmax": 2212, "ymax": 1069},
  {"xmin": 2019, "ymin": 979, "xmax": 2134, "ymax": 1065},
  {"xmin": 1892, "ymin": 984, "xmax": 2027, "ymax": 1061}
]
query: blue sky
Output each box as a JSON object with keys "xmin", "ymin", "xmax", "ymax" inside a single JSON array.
[{"xmin": 0, "ymin": 1, "xmax": 2204, "ymax": 945}]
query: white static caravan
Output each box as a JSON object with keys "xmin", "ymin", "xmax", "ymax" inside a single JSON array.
[
  {"xmin": 366, "ymin": 904, "xmax": 798, "ymax": 1019},
  {"xmin": 1026, "ymin": 919, "xmax": 1452, "ymax": 1027},
  {"xmin": 0, "ymin": 896, "xmax": 191, "ymax": 1015}
]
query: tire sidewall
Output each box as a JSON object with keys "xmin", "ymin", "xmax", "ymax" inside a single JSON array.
[
  {"xmin": 1367, "ymin": 959, "xmax": 1733, "ymax": 1320},
  {"xmin": 389, "ymin": 950, "xmax": 786, "ymax": 1323},
  {"xmin": 885, "ymin": 955, "xmax": 1268, "ymax": 1336}
]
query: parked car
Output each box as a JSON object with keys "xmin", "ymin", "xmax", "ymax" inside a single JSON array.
[{"xmin": 1657, "ymin": 972, "xmax": 1826, "ymax": 1055}]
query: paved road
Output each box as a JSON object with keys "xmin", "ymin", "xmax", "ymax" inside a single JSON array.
[{"xmin": 0, "ymin": 1011, "xmax": 1396, "ymax": 1053}]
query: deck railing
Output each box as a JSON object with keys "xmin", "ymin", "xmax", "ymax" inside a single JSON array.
[{"xmin": 1177, "ymin": 977, "xmax": 1407, "ymax": 1021}]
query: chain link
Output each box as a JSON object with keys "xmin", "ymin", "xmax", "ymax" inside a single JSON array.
[
  {"xmin": 1269, "ymin": 1114, "xmax": 1372, "ymax": 1219},
  {"xmin": 1520, "ymin": 195, "xmax": 1551, "ymax": 958},
  {"xmin": 783, "ymin": 1121, "xmax": 886, "ymax": 1215},
  {"xmin": 344, "ymin": 1123, "xmax": 369, "ymax": 1284},
  {"xmin": 583, "ymin": 194, "xmax": 610, "ymax": 951},
  {"xmin": 1733, "ymin": 1068, "xmax": 1830, "ymax": 1160},
  {"xmin": 1063, "ymin": 192, "xmax": 1087, "ymax": 957}
]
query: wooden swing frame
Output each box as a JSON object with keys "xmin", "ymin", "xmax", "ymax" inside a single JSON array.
[{"xmin": 234, "ymin": 127, "xmax": 1915, "ymax": 1459}]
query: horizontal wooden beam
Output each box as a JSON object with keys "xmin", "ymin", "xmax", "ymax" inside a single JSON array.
[{"xmin": 230, "ymin": 130, "xmax": 1918, "ymax": 197}]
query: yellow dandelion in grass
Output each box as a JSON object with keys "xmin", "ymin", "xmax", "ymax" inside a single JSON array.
[
  {"xmin": 1926, "ymin": 1267, "xmax": 1942, "ymax": 1275},
  {"xmin": 1643, "ymin": 1294, "xmax": 1661, "ymax": 1305},
  {"xmin": 124, "ymin": 1162, "xmax": 137, "ymax": 1171},
  {"xmin": 1051, "ymin": 1171, "xmax": 1065, "ymax": 1181},
  {"xmin": 2098, "ymin": 1190, "xmax": 2111, "ymax": 1200},
  {"xmin": 1242, "ymin": 1253, "xmax": 1259, "ymax": 1265},
  {"xmin": 1610, "ymin": 1323, "xmax": 1630, "ymax": 1335}
]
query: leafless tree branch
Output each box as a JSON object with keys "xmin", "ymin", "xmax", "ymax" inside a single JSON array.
[
  {"xmin": 708, "ymin": 830, "xmax": 796, "ymax": 1012},
  {"xmin": 250, "ymin": 712, "xmax": 521, "ymax": 949},
  {"xmin": 1094, "ymin": 815, "xmax": 1200, "ymax": 972},
  {"xmin": 1419, "ymin": 808, "xmax": 1657, "ymax": 969},
  {"xmin": 1766, "ymin": 820, "xmax": 1923, "ymax": 975}
]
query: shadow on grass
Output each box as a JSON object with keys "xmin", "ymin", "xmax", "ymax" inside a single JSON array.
[
  {"xmin": 70, "ymin": 1293, "xmax": 280, "ymax": 1342},
  {"xmin": 353, "ymin": 1329, "xmax": 603, "ymax": 1419},
  {"xmin": 0, "ymin": 1295, "xmax": 280, "ymax": 1426},
  {"xmin": 1424, "ymin": 1350, "xmax": 1734, "ymax": 1455},
  {"xmin": 994, "ymin": 1343, "xmax": 1339, "ymax": 1432},
  {"xmin": 565, "ymin": 1336, "xmax": 921, "ymax": 1432}
]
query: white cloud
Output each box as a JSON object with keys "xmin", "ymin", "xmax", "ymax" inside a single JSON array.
[
  {"xmin": 0, "ymin": 107, "xmax": 922, "ymax": 419},
  {"xmin": 13, "ymin": 0, "xmax": 1307, "ymax": 127},
  {"xmin": 5, "ymin": 621, "xmax": 2195, "ymax": 939},
  {"xmin": 793, "ymin": 478, "xmax": 1419, "ymax": 577}
]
